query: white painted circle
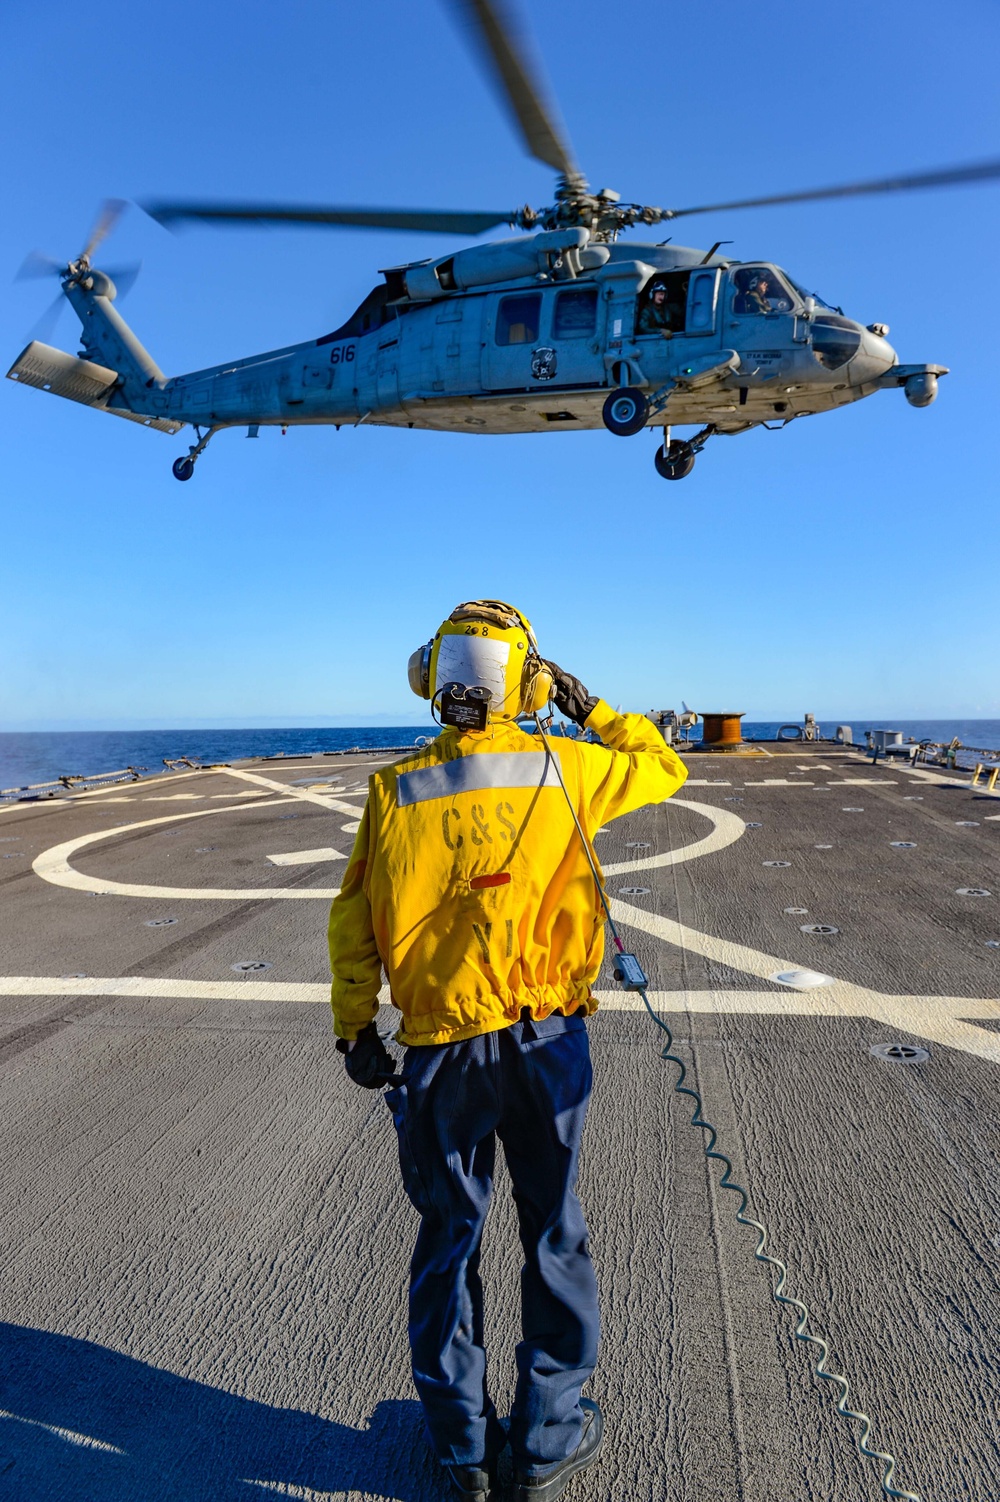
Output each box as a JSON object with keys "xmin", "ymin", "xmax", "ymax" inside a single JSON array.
[
  {"xmin": 33, "ymin": 797, "xmax": 343, "ymax": 901},
  {"xmin": 600, "ymin": 799, "xmax": 747, "ymax": 876}
]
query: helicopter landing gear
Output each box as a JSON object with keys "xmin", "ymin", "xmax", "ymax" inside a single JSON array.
[
  {"xmin": 602, "ymin": 387, "xmax": 648, "ymax": 437},
  {"xmin": 170, "ymin": 424, "xmax": 225, "ymax": 482},
  {"xmin": 654, "ymin": 440, "xmax": 695, "ymax": 481},
  {"xmin": 652, "ymin": 423, "xmax": 717, "ymax": 481}
]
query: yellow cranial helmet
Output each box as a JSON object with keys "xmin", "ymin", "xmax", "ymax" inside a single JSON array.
[{"xmin": 408, "ymin": 600, "xmax": 553, "ymax": 721}]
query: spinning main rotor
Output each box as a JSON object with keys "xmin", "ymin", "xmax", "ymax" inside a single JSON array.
[{"xmin": 143, "ymin": 0, "xmax": 1000, "ymax": 245}]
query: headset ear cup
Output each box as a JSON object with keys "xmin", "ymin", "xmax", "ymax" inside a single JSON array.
[
  {"xmin": 522, "ymin": 661, "xmax": 553, "ymax": 715},
  {"xmin": 408, "ymin": 644, "xmax": 432, "ymax": 699}
]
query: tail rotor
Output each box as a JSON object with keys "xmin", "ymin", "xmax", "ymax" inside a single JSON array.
[{"xmin": 15, "ymin": 200, "xmax": 140, "ymax": 344}]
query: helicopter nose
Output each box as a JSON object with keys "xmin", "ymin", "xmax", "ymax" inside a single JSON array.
[{"xmin": 852, "ymin": 327, "xmax": 896, "ymax": 383}]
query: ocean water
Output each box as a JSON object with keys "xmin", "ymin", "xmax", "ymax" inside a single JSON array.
[
  {"xmin": 0, "ymin": 727, "xmax": 434, "ymax": 792},
  {"xmin": 2, "ymin": 719, "xmax": 999, "ymax": 792}
]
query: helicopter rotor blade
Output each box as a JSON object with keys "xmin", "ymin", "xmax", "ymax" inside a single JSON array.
[
  {"xmin": 665, "ymin": 156, "xmax": 1000, "ymax": 219},
  {"xmin": 15, "ymin": 250, "xmax": 65, "ymax": 282},
  {"xmin": 447, "ymin": 0, "xmax": 579, "ymax": 179},
  {"xmin": 25, "ymin": 290, "xmax": 67, "ymax": 346},
  {"xmin": 80, "ymin": 198, "xmax": 128, "ymax": 262},
  {"xmin": 101, "ymin": 261, "xmax": 142, "ymax": 299},
  {"xmin": 142, "ymin": 202, "xmax": 513, "ymax": 235}
]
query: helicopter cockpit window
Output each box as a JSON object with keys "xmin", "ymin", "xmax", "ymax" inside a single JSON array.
[
  {"xmin": 553, "ymin": 288, "xmax": 598, "ymax": 339},
  {"xmin": 496, "ymin": 294, "xmax": 541, "ymax": 346},
  {"xmin": 731, "ymin": 266, "xmax": 796, "ymax": 316}
]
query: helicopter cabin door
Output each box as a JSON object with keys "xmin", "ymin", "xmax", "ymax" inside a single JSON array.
[
  {"xmin": 482, "ymin": 287, "xmax": 600, "ymax": 393},
  {"xmin": 633, "ymin": 268, "xmax": 722, "ymax": 358}
]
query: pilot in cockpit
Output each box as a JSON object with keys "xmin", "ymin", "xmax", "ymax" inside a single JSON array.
[
  {"xmin": 735, "ymin": 272, "xmax": 774, "ymax": 316},
  {"xmin": 637, "ymin": 282, "xmax": 675, "ymax": 337}
]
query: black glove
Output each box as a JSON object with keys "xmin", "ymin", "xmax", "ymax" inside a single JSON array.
[
  {"xmin": 336, "ymin": 1021, "xmax": 398, "ymax": 1089},
  {"xmin": 543, "ymin": 660, "xmax": 600, "ymax": 728}
]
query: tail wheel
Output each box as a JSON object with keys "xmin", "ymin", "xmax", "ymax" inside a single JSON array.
[
  {"xmin": 602, "ymin": 387, "xmax": 648, "ymax": 437},
  {"xmin": 654, "ymin": 440, "xmax": 695, "ymax": 480},
  {"xmin": 172, "ymin": 457, "xmax": 195, "ymax": 482}
]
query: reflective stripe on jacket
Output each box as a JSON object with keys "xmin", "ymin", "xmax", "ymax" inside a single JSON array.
[{"xmin": 328, "ymin": 700, "xmax": 687, "ymax": 1046}]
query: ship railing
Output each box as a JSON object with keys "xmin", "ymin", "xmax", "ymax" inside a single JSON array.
[{"xmin": 0, "ymin": 766, "xmax": 148, "ymax": 803}]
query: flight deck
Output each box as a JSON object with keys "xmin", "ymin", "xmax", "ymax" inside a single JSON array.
[{"xmin": 1, "ymin": 741, "xmax": 998, "ymax": 1500}]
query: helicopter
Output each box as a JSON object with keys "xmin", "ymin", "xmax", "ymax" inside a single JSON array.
[{"xmin": 7, "ymin": 0, "xmax": 998, "ymax": 482}]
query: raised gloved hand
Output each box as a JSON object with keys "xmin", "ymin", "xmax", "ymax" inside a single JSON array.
[
  {"xmin": 542, "ymin": 661, "xmax": 600, "ymax": 728},
  {"xmin": 336, "ymin": 1021, "xmax": 398, "ymax": 1089}
]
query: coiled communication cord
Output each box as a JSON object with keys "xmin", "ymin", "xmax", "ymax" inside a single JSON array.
[{"xmin": 534, "ymin": 714, "xmax": 922, "ymax": 1502}]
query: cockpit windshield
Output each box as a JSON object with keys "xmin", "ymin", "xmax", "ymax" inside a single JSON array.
[{"xmin": 783, "ymin": 273, "xmax": 838, "ymax": 313}]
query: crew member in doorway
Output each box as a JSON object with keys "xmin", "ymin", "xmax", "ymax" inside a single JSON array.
[
  {"xmin": 637, "ymin": 280, "xmax": 675, "ymax": 335},
  {"xmin": 328, "ymin": 600, "xmax": 687, "ymax": 1502}
]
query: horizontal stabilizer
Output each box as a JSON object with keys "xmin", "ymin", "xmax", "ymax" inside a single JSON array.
[{"xmin": 6, "ymin": 342, "xmax": 184, "ymax": 435}]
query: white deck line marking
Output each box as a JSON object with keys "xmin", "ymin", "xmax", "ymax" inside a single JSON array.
[
  {"xmin": 267, "ymin": 848, "xmax": 346, "ymax": 866},
  {"xmin": 0, "ymin": 975, "xmax": 331, "ymax": 1002},
  {"xmin": 209, "ymin": 791, "xmax": 272, "ymax": 798},
  {"xmin": 602, "ymin": 799, "xmax": 745, "ymax": 875},
  {"xmin": 32, "ymin": 801, "xmax": 342, "ymax": 900},
  {"xmin": 608, "ymin": 898, "xmax": 1000, "ymax": 1064},
  {"xmin": 896, "ymin": 765, "xmax": 974, "ymax": 788},
  {"xmin": 743, "ymin": 779, "xmax": 814, "ymax": 786},
  {"xmin": 222, "ymin": 767, "xmax": 368, "ymax": 817},
  {"xmin": 1, "ymin": 976, "xmax": 998, "ymax": 1063},
  {"xmin": 826, "ymin": 779, "xmax": 898, "ymax": 786}
]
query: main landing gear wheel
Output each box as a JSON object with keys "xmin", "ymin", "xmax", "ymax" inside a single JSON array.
[
  {"xmin": 172, "ymin": 457, "xmax": 195, "ymax": 482},
  {"xmin": 654, "ymin": 440, "xmax": 696, "ymax": 480},
  {"xmin": 602, "ymin": 387, "xmax": 648, "ymax": 437}
]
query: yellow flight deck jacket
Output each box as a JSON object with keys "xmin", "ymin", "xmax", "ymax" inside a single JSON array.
[{"xmin": 328, "ymin": 700, "xmax": 687, "ymax": 1046}]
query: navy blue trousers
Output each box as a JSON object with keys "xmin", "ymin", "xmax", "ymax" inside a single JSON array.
[{"xmin": 383, "ymin": 1009, "xmax": 599, "ymax": 1477}]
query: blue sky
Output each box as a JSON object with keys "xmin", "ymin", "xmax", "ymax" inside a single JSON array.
[{"xmin": 2, "ymin": 0, "xmax": 998, "ymax": 729}]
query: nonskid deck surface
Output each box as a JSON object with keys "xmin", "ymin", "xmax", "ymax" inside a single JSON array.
[{"xmin": 1, "ymin": 744, "xmax": 998, "ymax": 1500}]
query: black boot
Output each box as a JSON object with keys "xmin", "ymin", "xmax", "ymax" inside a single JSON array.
[
  {"xmin": 513, "ymin": 1399, "xmax": 604, "ymax": 1501},
  {"xmin": 445, "ymin": 1463, "xmax": 496, "ymax": 1501}
]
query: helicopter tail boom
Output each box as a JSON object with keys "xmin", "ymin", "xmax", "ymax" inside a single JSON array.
[
  {"xmin": 61, "ymin": 272, "xmax": 166, "ymax": 391},
  {"xmin": 6, "ymin": 267, "xmax": 185, "ymax": 435}
]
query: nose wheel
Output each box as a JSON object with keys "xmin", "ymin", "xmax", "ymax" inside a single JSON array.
[{"xmin": 170, "ymin": 424, "xmax": 225, "ymax": 481}]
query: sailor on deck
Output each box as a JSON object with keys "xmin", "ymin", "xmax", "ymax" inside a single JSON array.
[{"xmin": 328, "ymin": 599, "xmax": 687, "ymax": 1502}]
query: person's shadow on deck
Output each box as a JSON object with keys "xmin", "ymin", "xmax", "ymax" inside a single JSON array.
[{"xmin": 0, "ymin": 1322, "xmax": 433, "ymax": 1500}]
